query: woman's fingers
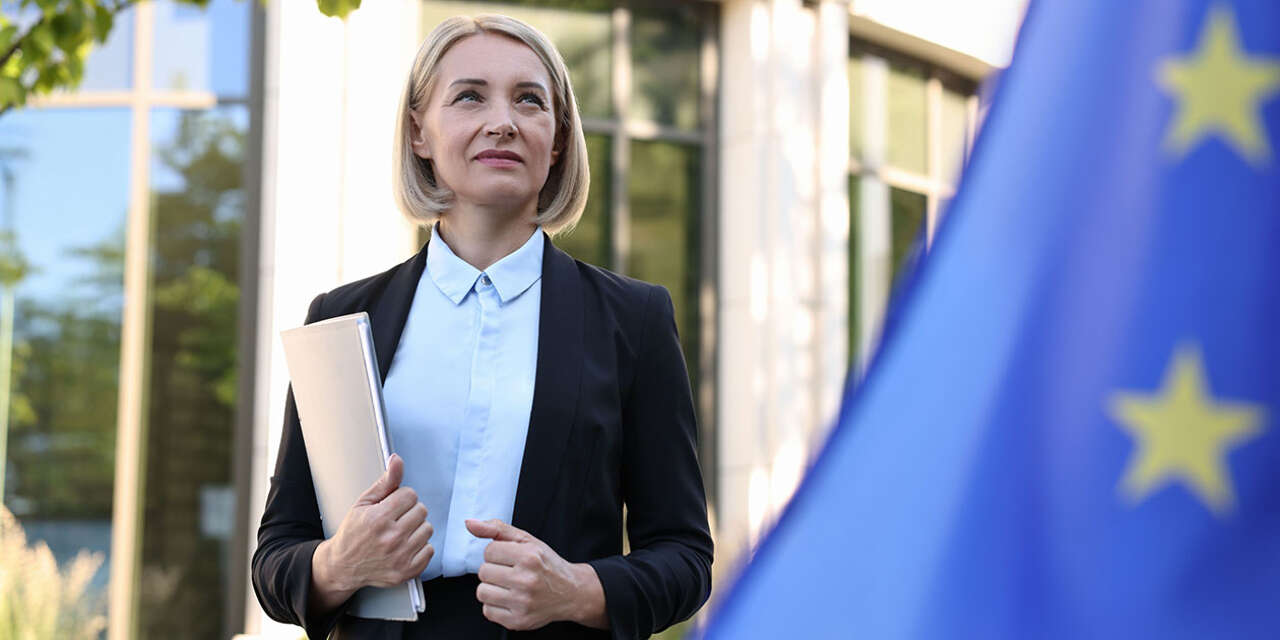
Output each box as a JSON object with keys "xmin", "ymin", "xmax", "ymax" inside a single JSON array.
[
  {"xmin": 482, "ymin": 603, "xmax": 516, "ymax": 628},
  {"xmin": 407, "ymin": 541, "xmax": 434, "ymax": 577},
  {"xmin": 377, "ymin": 486, "xmax": 419, "ymax": 521},
  {"xmin": 407, "ymin": 516, "xmax": 433, "ymax": 543},
  {"xmin": 476, "ymin": 581, "xmax": 512, "ymax": 606},
  {"xmin": 477, "ymin": 561, "xmax": 521, "ymax": 589},
  {"xmin": 394, "ymin": 503, "xmax": 428, "ymax": 538},
  {"xmin": 482, "ymin": 540, "xmax": 524, "ymax": 567}
]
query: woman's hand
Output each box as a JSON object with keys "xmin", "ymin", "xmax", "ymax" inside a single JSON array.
[
  {"xmin": 310, "ymin": 454, "xmax": 434, "ymax": 611},
  {"xmin": 466, "ymin": 519, "xmax": 608, "ymax": 631}
]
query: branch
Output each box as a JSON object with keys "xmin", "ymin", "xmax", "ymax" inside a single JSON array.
[
  {"xmin": 0, "ymin": 0, "xmax": 142, "ymax": 71},
  {"xmin": 0, "ymin": 15, "xmax": 43, "ymax": 71}
]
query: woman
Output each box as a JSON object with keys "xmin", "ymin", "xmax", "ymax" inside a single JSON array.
[{"xmin": 251, "ymin": 14, "xmax": 713, "ymax": 640}]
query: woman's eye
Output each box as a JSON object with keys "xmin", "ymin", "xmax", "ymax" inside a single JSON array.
[
  {"xmin": 452, "ymin": 90, "xmax": 481, "ymax": 103},
  {"xmin": 517, "ymin": 93, "xmax": 546, "ymax": 108}
]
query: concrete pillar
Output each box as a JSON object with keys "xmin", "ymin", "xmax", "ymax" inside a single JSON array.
[
  {"xmin": 245, "ymin": 1, "xmax": 420, "ymax": 636},
  {"xmin": 716, "ymin": 0, "xmax": 849, "ymax": 588}
]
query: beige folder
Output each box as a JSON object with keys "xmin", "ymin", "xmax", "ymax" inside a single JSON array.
[{"xmin": 280, "ymin": 312, "xmax": 425, "ymax": 621}]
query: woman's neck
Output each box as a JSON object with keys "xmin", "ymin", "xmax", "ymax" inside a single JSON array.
[{"xmin": 436, "ymin": 201, "xmax": 540, "ymax": 272}]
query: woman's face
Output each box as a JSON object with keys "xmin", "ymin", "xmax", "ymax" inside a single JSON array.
[{"xmin": 411, "ymin": 33, "xmax": 559, "ymax": 213}]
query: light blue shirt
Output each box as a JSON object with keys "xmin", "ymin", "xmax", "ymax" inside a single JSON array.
[{"xmin": 382, "ymin": 224, "xmax": 542, "ymax": 580}]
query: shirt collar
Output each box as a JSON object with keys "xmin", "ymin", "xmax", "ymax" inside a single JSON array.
[{"xmin": 427, "ymin": 223, "xmax": 544, "ymax": 305}]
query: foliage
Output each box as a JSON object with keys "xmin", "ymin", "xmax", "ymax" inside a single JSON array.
[
  {"xmin": 0, "ymin": 0, "xmax": 363, "ymax": 116},
  {"xmin": 0, "ymin": 503, "xmax": 106, "ymax": 640}
]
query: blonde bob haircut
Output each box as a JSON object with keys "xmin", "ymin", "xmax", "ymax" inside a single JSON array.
[{"xmin": 392, "ymin": 14, "xmax": 590, "ymax": 235}]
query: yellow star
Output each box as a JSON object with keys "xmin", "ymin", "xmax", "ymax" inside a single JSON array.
[
  {"xmin": 1108, "ymin": 344, "xmax": 1264, "ymax": 516},
  {"xmin": 1156, "ymin": 4, "xmax": 1280, "ymax": 166}
]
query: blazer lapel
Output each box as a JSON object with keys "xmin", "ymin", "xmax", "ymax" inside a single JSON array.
[
  {"xmin": 369, "ymin": 237, "xmax": 429, "ymax": 383},
  {"xmin": 511, "ymin": 235, "xmax": 584, "ymax": 536}
]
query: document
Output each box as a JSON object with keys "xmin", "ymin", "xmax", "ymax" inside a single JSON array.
[{"xmin": 280, "ymin": 312, "xmax": 425, "ymax": 621}]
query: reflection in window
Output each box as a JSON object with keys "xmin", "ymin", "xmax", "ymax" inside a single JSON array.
[
  {"xmin": 890, "ymin": 187, "xmax": 926, "ymax": 286},
  {"xmin": 0, "ymin": 108, "xmax": 132, "ymax": 610},
  {"xmin": 152, "ymin": 0, "xmax": 249, "ymax": 96},
  {"xmin": 554, "ymin": 135, "xmax": 610, "ymax": 267},
  {"xmin": 628, "ymin": 140, "xmax": 699, "ymax": 383},
  {"xmin": 137, "ymin": 106, "xmax": 247, "ymax": 640},
  {"xmin": 81, "ymin": 5, "xmax": 136, "ymax": 91},
  {"xmin": 848, "ymin": 55, "xmax": 865, "ymax": 162},
  {"xmin": 420, "ymin": 1, "xmax": 614, "ymax": 119},
  {"xmin": 631, "ymin": 7, "xmax": 701, "ymax": 130},
  {"xmin": 887, "ymin": 61, "xmax": 927, "ymax": 174}
]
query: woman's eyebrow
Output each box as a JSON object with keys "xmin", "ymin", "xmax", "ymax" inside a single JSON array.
[{"xmin": 447, "ymin": 78, "xmax": 547, "ymax": 93}]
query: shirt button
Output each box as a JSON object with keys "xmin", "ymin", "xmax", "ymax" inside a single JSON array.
[{"xmin": 480, "ymin": 274, "xmax": 491, "ymax": 287}]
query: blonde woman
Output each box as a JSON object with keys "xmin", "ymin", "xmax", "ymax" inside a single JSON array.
[{"xmin": 251, "ymin": 14, "xmax": 713, "ymax": 640}]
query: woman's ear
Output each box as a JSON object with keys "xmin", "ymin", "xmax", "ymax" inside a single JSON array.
[
  {"xmin": 409, "ymin": 110, "xmax": 432, "ymax": 160},
  {"xmin": 550, "ymin": 147, "xmax": 561, "ymax": 165}
]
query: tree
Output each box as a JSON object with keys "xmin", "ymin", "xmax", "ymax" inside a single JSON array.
[{"xmin": 0, "ymin": 0, "xmax": 364, "ymax": 117}]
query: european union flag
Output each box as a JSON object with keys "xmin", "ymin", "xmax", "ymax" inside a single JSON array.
[{"xmin": 701, "ymin": 1, "xmax": 1280, "ymax": 638}]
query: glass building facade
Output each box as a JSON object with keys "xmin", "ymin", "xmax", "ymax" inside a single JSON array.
[{"xmin": 0, "ymin": 1, "xmax": 253, "ymax": 637}]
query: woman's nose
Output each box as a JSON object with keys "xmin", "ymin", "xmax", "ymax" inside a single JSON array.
[{"xmin": 485, "ymin": 116, "xmax": 517, "ymax": 139}]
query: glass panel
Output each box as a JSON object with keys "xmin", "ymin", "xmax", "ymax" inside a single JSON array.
[
  {"xmin": 940, "ymin": 84, "xmax": 970, "ymax": 188},
  {"xmin": 152, "ymin": 0, "xmax": 250, "ymax": 97},
  {"xmin": 631, "ymin": 6, "xmax": 701, "ymax": 130},
  {"xmin": 81, "ymin": 5, "xmax": 136, "ymax": 91},
  {"xmin": 890, "ymin": 187, "xmax": 926, "ymax": 286},
  {"xmin": 553, "ymin": 134, "xmax": 610, "ymax": 267},
  {"xmin": 420, "ymin": 1, "xmax": 613, "ymax": 120},
  {"xmin": 886, "ymin": 61, "xmax": 927, "ymax": 174},
  {"xmin": 848, "ymin": 54, "xmax": 864, "ymax": 162},
  {"xmin": 628, "ymin": 141, "xmax": 699, "ymax": 382},
  {"xmin": 137, "ymin": 106, "xmax": 247, "ymax": 640},
  {"xmin": 848, "ymin": 174, "xmax": 860, "ymax": 366},
  {"xmin": 0, "ymin": 107, "xmax": 131, "ymax": 623}
]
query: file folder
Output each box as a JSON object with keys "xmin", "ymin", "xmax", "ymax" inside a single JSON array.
[{"xmin": 280, "ymin": 312, "xmax": 425, "ymax": 621}]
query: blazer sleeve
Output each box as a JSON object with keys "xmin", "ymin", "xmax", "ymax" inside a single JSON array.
[
  {"xmin": 250, "ymin": 292, "xmax": 353, "ymax": 640},
  {"xmin": 587, "ymin": 285, "xmax": 715, "ymax": 640}
]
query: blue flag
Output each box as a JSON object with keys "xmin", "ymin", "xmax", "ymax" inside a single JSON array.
[{"xmin": 701, "ymin": 1, "xmax": 1280, "ymax": 638}]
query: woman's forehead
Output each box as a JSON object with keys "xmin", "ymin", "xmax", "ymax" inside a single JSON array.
[{"xmin": 436, "ymin": 32, "xmax": 550, "ymax": 87}]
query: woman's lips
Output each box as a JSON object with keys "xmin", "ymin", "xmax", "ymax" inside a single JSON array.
[{"xmin": 475, "ymin": 149, "xmax": 523, "ymax": 168}]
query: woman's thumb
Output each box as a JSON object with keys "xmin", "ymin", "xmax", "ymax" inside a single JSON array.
[{"xmin": 359, "ymin": 453, "xmax": 403, "ymax": 504}]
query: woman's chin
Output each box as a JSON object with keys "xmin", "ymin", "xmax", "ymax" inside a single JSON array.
[{"xmin": 455, "ymin": 188, "xmax": 539, "ymax": 212}]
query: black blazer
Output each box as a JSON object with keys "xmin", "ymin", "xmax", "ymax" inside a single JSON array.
[{"xmin": 251, "ymin": 233, "xmax": 714, "ymax": 639}]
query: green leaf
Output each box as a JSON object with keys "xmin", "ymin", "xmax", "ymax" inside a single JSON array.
[
  {"xmin": 28, "ymin": 23, "xmax": 55, "ymax": 56},
  {"xmin": 317, "ymin": 0, "xmax": 362, "ymax": 19},
  {"xmin": 0, "ymin": 76, "xmax": 24, "ymax": 110},
  {"xmin": 0, "ymin": 25, "xmax": 17, "ymax": 53},
  {"xmin": 64, "ymin": 49, "xmax": 84, "ymax": 84},
  {"xmin": 51, "ymin": 12, "xmax": 88, "ymax": 53},
  {"xmin": 91, "ymin": 5, "xmax": 113, "ymax": 42}
]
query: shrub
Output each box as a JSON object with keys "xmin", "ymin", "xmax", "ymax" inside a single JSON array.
[{"xmin": 0, "ymin": 504, "xmax": 106, "ymax": 639}]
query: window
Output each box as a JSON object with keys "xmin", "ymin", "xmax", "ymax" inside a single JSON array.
[
  {"xmin": 0, "ymin": 1, "xmax": 256, "ymax": 637},
  {"xmin": 848, "ymin": 42, "xmax": 979, "ymax": 366}
]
